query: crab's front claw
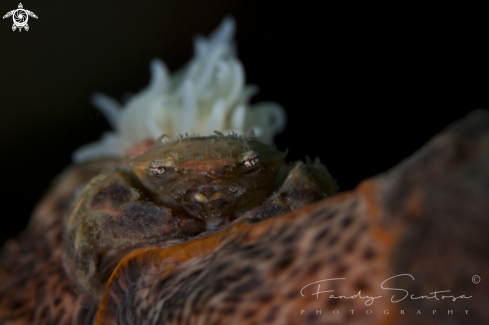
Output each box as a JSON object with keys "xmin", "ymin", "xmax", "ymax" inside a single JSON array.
[
  {"xmin": 268, "ymin": 159, "xmax": 338, "ymax": 210},
  {"xmin": 94, "ymin": 200, "xmax": 206, "ymax": 250},
  {"xmin": 238, "ymin": 159, "xmax": 338, "ymax": 223},
  {"xmin": 62, "ymin": 169, "xmax": 206, "ymax": 298}
]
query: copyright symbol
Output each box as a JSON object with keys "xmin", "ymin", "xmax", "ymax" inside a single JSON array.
[{"xmin": 472, "ymin": 275, "xmax": 481, "ymax": 284}]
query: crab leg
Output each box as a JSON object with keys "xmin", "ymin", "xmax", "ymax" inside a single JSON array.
[
  {"xmin": 241, "ymin": 159, "xmax": 338, "ymax": 222},
  {"xmin": 62, "ymin": 170, "xmax": 205, "ymax": 298}
]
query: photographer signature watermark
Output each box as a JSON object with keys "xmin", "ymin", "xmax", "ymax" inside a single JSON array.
[
  {"xmin": 3, "ymin": 3, "xmax": 38, "ymax": 32},
  {"xmin": 300, "ymin": 273, "xmax": 476, "ymax": 316}
]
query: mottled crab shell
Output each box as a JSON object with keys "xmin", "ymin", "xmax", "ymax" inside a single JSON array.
[
  {"xmin": 61, "ymin": 133, "xmax": 292, "ymax": 300},
  {"xmin": 128, "ymin": 134, "xmax": 287, "ymax": 212}
]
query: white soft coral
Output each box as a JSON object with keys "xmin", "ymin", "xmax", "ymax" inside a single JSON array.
[{"xmin": 72, "ymin": 17, "xmax": 286, "ymax": 163}]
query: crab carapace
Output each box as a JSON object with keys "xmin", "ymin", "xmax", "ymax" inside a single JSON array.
[{"xmin": 62, "ymin": 134, "xmax": 337, "ymax": 298}]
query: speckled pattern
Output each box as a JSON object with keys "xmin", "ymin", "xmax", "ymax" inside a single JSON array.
[
  {"xmin": 0, "ymin": 159, "xmax": 120, "ymax": 325},
  {"xmin": 97, "ymin": 110, "xmax": 489, "ymax": 325},
  {"xmin": 1, "ymin": 111, "xmax": 489, "ymax": 325}
]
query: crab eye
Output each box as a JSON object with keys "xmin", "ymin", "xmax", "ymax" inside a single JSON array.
[
  {"xmin": 239, "ymin": 151, "xmax": 260, "ymax": 168},
  {"xmin": 149, "ymin": 160, "xmax": 166, "ymax": 175}
]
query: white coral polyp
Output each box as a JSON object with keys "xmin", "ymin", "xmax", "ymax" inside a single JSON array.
[{"xmin": 72, "ymin": 17, "xmax": 286, "ymax": 163}]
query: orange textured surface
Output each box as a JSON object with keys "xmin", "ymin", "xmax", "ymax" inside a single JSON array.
[{"xmin": 1, "ymin": 111, "xmax": 489, "ymax": 324}]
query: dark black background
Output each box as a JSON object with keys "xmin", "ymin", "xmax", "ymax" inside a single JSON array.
[{"xmin": 1, "ymin": 1, "xmax": 488, "ymax": 245}]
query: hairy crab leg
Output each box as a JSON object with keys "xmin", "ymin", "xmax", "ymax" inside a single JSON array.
[
  {"xmin": 62, "ymin": 170, "xmax": 206, "ymax": 298},
  {"xmin": 239, "ymin": 160, "xmax": 338, "ymax": 222}
]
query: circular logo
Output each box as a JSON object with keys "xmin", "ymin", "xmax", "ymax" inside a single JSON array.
[
  {"xmin": 472, "ymin": 275, "xmax": 481, "ymax": 284},
  {"xmin": 13, "ymin": 10, "xmax": 27, "ymax": 27}
]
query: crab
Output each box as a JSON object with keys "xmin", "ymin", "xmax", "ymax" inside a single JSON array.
[{"xmin": 62, "ymin": 132, "xmax": 338, "ymax": 298}]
